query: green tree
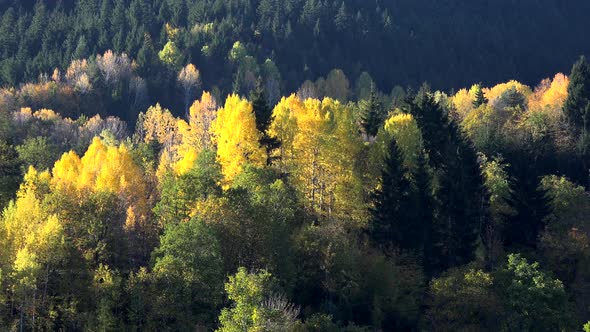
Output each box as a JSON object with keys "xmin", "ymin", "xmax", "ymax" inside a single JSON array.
[
  {"xmin": 217, "ymin": 267, "xmax": 300, "ymax": 332},
  {"xmin": 250, "ymin": 82, "xmax": 280, "ymax": 163},
  {"xmin": 471, "ymin": 84, "xmax": 488, "ymax": 108},
  {"xmin": 16, "ymin": 136, "xmax": 59, "ymax": 171},
  {"xmin": 564, "ymin": 56, "xmax": 590, "ymax": 132},
  {"xmin": 0, "ymin": 140, "xmax": 21, "ymax": 208},
  {"xmin": 151, "ymin": 217, "xmax": 224, "ymax": 329},
  {"xmin": 498, "ymin": 254, "xmax": 572, "ymax": 331},
  {"xmin": 360, "ymin": 83, "xmax": 384, "ymax": 138},
  {"xmin": 369, "ymin": 137, "xmax": 413, "ymax": 253}
]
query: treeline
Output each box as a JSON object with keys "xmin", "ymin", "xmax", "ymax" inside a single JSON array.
[
  {"xmin": 2, "ymin": 53, "xmax": 590, "ymax": 330},
  {"xmin": 1, "ymin": 0, "xmax": 589, "ymax": 98}
]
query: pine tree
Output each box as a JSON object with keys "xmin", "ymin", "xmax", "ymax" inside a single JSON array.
[
  {"xmin": 369, "ymin": 136, "xmax": 412, "ymax": 254},
  {"xmin": 564, "ymin": 56, "xmax": 590, "ymax": 132},
  {"xmin": 472, "ymin": 84, "xmax": 488, "ymax": 108},
  {"xmin": 360, "ymin": 83, "xmax": 384, "ymax": 138}
]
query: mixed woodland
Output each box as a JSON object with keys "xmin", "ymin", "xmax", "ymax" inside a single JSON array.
[{"xmin": 1, "ymin": 0, "xmax": 590, "ymax": 331}]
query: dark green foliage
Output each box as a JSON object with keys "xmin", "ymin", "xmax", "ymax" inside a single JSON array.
[
  {"xmin": 503, "ymin": 174, "xmax": 552, "ymax": 250},
  {"xmin": 369, "ymin": 137, "xmax": 413, "ymax": 253},
  {"xmin": 0, "ymin": 0, "xmax": 588, "ymax": 103},
  {"xmin": 410, "ymin": 89, "xmax": 487, "ymax": 273},
  {"xmin": 360, "ymin": 84, "xmax": 385, "ymax": 137},
  {"xmin": 564, "ymin": 56, "xmax": 590, "ymax": 131},
  {"xmin": 472, "ymin": 84, "xmax": 488, "ymax": 108},
  {"xmin": 251, "ymin": 83, "xmax": 281, "ymax": 163},
  {"xmin": 0, "ymin": 140, "xmax": 21, "ymax": 208}
]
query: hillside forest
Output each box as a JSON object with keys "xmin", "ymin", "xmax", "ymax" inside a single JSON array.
[{"xmin": 1, "ymin": 0, "xmax": 590, "ymax": 331}]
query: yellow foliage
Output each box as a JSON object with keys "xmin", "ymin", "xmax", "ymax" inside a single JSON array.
[
  {"xmin": 210, "ymin": 94, "xmax": 266, "ymax": 183},
  {"xmin": 484, "ymin": 80, "xmax": 532, "ymax": 104},
  {"xmin": 139, "ymin": 103, "xmax": 179, "ymax": 147},
  {"xmin": 382, "ymin": 113, "xmax": 423, "ymax": 171},
  {"xmin": 528, "ymin": 73, "xmax": 569, "ymax": 117},
  {"xmin": 51, "ymin": 137, "xmax": 149, "ymax": 220},
  {"xmin": 174, "ymin": 92, "xmax": 218, "ymax": 174},
  {"xmin": 451, "ymin": 87, "xmax": 475, "ymax": 118},
  {"xmin": 273, "ymin": 96, "xmax": 365, "ymax": 223},
  {"xmin": 269, "ymin": 95, "xmax": 301, "ymax": 162}
]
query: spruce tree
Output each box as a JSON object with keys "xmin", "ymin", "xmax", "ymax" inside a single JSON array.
[
  {"xmin": 369, "ymin": 136, "xmax": 412, "ymax": 254},
  {"xmin": 472, "ymin": 84, "xmax": 488, "ymax": 108},
  {"xmin": 410, "ymin": 88, "xmax": 486, "ymax": 273},
  {"xmin": 412, "ymin": 151, "xmax": 437, "ymax": 276},
  {"xmin": 503, "ymin": 171, "xmax": 551, "ymax": 250},
  {"xmin": 250, "ymin": 81, "xmax": 280, "ymax": 164},
  {"xmin": 564, "ymin": 56, "xmax": 590, "ymax": 132},
  {"xmin": 360, "ymin": 83, "xmax": 384, "ymax": 138}
]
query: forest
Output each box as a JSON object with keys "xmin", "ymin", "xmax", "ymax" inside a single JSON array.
[{"xmin": 1, "ymin": 0, "xmax": 590, "ymax": 331}]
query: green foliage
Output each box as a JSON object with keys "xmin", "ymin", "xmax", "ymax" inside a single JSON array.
[
  {"xmin": 16, "ymin": 136, "xmax": 59, "ymax": 171},
  {"xmin": 150, "ymin": 217, "xmax": 224, "ymax": 329},
  {"xmin": 564, "ymin": 56, "xmax": 590, "ymax": 131},
  {"xmin": 0, "ymin": 140, "xmax": 21, "ymax": 208},
  {"xmin": 498, "ymin": 254, "xmax": 572, "ymax": 331},
  {"xmin": 426, "ymin": 267, "xmax": 502, "ymax": 331},
  {"xmin": 217, "ymin": 267, "xmax": 300, "ymax": 332}
]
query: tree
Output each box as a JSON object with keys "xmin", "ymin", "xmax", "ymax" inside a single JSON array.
[
  {"xmin": 472, "ymin": 84, "xmax": 488, "ymax": 108},
  {"xmin": 324, "ymin": 69, "xmax": 350, "ymax": 102},
  {"xmin": 498, "ymin": 254, "xmax": 573, "ymax": 331},
  {"xmin": 210, "ymin": 94, "xmax": 266, "ymax": 183},
  {"xmin": 150, "ymin": 218, "xmax": 224, "ymax": 329},
  {"xmin": 217, "ymin": 267, "xmax": 300, "ymax": 332},
  {"xmin": 360, "ymin": 83, "xmax": 384, "ymax": 138},
  {"xmin": 159, "ymin": 40, "xmax": 182, "ymax": 70},
  {"xmin": 0, "ymin": 140, "xmax": 21, "ymax": 208},
  {"xmin": 177, "ymin": 64, "xmax": 201, "ymax": 117},
  {"xmin": 16, "ymin": 136, "xmax": 59, "ymax": 171},
  {"xmin": 426, "ymin": 268, "xmax": 502, "ymax": 331},
  {"xmin": 175, "ymin": 92, "xmax": 218, "ymax": 173},
  {"xmin": 251, "ymin": 82, "xmax": 280, "ymax": 163},
  {"xmin": 564, "ymin": 56, "xmax": 590, "ymax": 131},
  {"xmin": 369, "ymin": 137, "xmax": 413, "ymax": 254},
  {"xmin": 410, "ymin": 89, "xmax": 486, "ymax": 273}
]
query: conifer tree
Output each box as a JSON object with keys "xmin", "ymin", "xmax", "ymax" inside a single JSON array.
[
  {"xmin": 564, "ymin": 56, "xmax": 590, "ymax": 132},
  {"xmin": 360, "ymin": 83, "xmax": 384, "ymax": 138},
  {"xmin": 472, "ymin": 84, "xmax": 488, "ymax": 108},
  {"xmin": 369, "ymin": 136, "xmax": 412, "ymax": 253},
  {"xmin": 410, "ymin": 88, "xmax": 486, "ymax": 273},
  {"xmin": 251, "ymin": 81, "xmax": 280, "ymax": 164}
]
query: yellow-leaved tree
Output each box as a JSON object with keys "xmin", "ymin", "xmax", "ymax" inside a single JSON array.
[
  {"xmin": 52, "ymin": 137, "xmax": 149, "ymax": 230},
  {"xmin": 1, "ymin": 167, "xmax": 65, "ymax": 328},
  {"xmin": 484, "ymin": 80, "xmax": 532, "ymax": 104},
  {"xmin": 272, "ymin": 97, "xmax": 365, "ymax": 224},
  {"xmin": 175, "ymin": 91, "xmax": 218, "ymax": 174},
  {"xmin": 268, "ymin": 95, "xmax": 302, "ymax": 171},
  {"xmin": 210, "ymin": 94, "xmax": 266, "ymax": 183}
]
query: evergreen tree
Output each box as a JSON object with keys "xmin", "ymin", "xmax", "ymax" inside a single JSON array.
[
  {"xmin": 504, "ymin": 172, "xmax": 552, "ymax": 250},
  {"xmin": 413, "ymin": 151, "xmax": 437, "ymax": 276},
  {"xmin": 360, "ymin": 83, "xmax": 384, "ymax": 138},
  {"xmin": 472, "ymin": 84, "xmax": 488, "ymax": 108},
  {"xmin": 410, "ymin": 88, "xmax": 486, "ymax": 273},
  {"xmin": 0, "ymin": 139, "xmax": 21, "ymax": 208},
  {"xmin": 369, "ymin": 136, "xmax": 413, "ymax": 254},
  {"xmin": 564, "ymin": 55, "xmax": 590, "ymax": 132},
  {"xmin": 251, "ymin": 81, "xmax": 280, "ymax": 164}
]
